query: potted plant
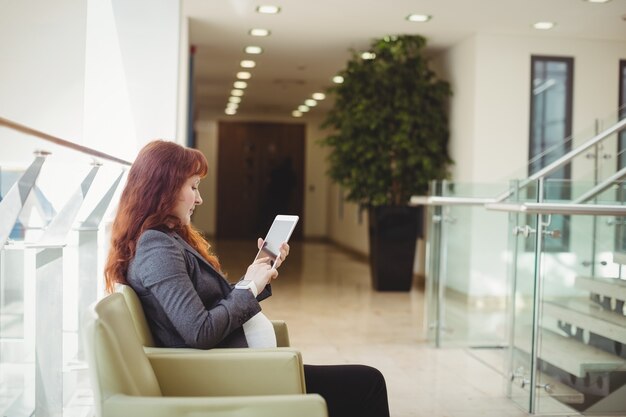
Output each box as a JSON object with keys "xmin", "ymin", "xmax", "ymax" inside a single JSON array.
[{"xmin": 320, "ymin": 35, "xmax": 452, "ymax": 291}]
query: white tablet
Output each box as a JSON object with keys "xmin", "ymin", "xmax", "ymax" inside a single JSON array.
[{"xmin": 254, "ymin": 215, "xmax": 299, "ymax": 268}]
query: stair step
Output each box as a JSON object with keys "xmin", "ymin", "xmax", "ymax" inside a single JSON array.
[
  {"xmin": 576, "ymin": 276, "xmax": 626, "ymax": 304},
  {"xmin": 543, "ymin": 299, "xmax": 626, "ymax": 345},
  {"xmin": 516, "ymin": 326, "xmax": 626, "ymax": 377}
]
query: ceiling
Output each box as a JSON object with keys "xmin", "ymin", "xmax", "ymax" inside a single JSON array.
[{"xmin": 183, "ymin": 0, "xmax": 626, "ymax": 120}]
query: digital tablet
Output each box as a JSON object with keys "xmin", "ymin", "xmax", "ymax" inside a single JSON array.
[{"xmin": 254, "ymin": 215, "xmax": 299, "ymax": 268}]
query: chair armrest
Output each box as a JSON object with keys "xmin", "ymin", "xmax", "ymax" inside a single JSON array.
[
  {"xmin": 147, "ymin": 349, "xmax": 306, "ymax": 396},
  {"xmin": 141, "ymin": 320, "xmax": 290, "ymax": 352},
  {"xmin": 143, "ymin": 346, "xmax": 295, "ymax": 355},
  {"xmin": 271, "ymin": 320, "xmax": 290, "ymax": 347},
  {"xmin": 103, "ymin": 393, "xmax": 327, "ymax": 417},
  {"xmin": 144, "ymin": 346, "xmax": 209, "ymax": 354}
]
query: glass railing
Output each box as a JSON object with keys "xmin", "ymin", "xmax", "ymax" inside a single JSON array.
[
  {"xmin": 420, "ymin": 113, "xmax": 626, "ymax": 333},
  {"xmin": 0, "ymin": 117, "xmax": 130, "ymax": 417},
  {"xmin": 500, "ymin": 107, "xmax": 626, "ymax": 190},
  {"xmin": 423, "ymin": 181, "xmax": 511, "ymax": 375},
  {"xmin": 491, "ymin": 182, "xmax": 626, "ymax": 415},
  {"xmin": 417, "ymin": 112, "xmax": 626, "ymax": 415}
]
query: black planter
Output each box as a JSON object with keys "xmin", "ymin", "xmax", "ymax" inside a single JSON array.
[{"xmin": 368, "ymin": 205, "xmax": 422, "ymax": 291}]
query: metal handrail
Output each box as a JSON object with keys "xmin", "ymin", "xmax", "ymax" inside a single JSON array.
[
  {"xmin": 410, "ymin": 117, "xmax": 626, "ymax": 208},
  {"xmin": 573, "ymin": 165, "xmax": 626, "ymax": 204},
  {"xmin": 494, "ymin": 117, "xmax": 626, "ymax": 202},
  {"xmin": 0, "ymin": 116, "xmax": 132, "ymax": 166},
  {"xmin": 485, "ymin": 202, "xmax": 626, "ymax": 216},
  {"xmin": 410, "ymin": 196, "xmax": 497, "ymax": 206}
]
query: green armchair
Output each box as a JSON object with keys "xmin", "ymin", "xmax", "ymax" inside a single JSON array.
[{"xmin": 83, "ymin": 293, "xmax": 327, "ymax": 417}]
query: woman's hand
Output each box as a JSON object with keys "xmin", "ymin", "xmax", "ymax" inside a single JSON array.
[
  {"xmin": 244, "ymin": 256, "xmax": 278, "ymax": 292},
  {"xmin": 257, "ymin": 238, "xmax": 290, "ymax": 269}
]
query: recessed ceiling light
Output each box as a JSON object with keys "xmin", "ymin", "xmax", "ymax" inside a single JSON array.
[
  {"xmin": 298, "ymin": 105, "xmax": 310, "ymax": 112},
  {"xmin": 240, "ymin": 60, "xmax": 256, "ymax": 68},
  {"xmin": 532, "ymin": 21, "xmax": 555, "ymax": 30},
  {"xmin": 584, "ymin": 0, "xmax": 611, "ymax": 3},
  {"xmin": 361, "ymin": 52, "xmax": 376, "ymax": 60},
  {"xmin": 292, "ymin": 110, "xmax": 303, "ymax": 118},
  {"xmin": 406, "ymin": 14, "xmax": 432, "ymax": 23},
  {"xmin": 237, "ymin": 71, "xmax": 252, "ymax": 80},
  {"xmin": 231, "ymin": 89, "xmax": 244, "ymax": 97},
  {"xmin": 226, "ymin": 102, "xmax": 239, "ymax": 110},
  {"xmin": 533, "ymin": 21, "xmax": 555, "ymax": 30},
  {"xmin": 249, "ymin": 28, "xmax": 270, "ymax": 37},
  {"xmin": 245, "ymin": 46, "xmax": 263, "ymax": 54},
  {"xmin": 225, "ymin": 108, "xmax": 237, "ymax": 115},
  {"xmin": 234, "ymin": 81, "xmax": 248, "ymax": 89},
  {"xmin": 257, "ymin": 5, "xmax": 281, "ymax": 14},
  {"xmin": 229, "ymin": 96, "xmax": 242, "ymax": 104},
  {"xmin": 332, "ymin": 75, "xmax": 344, "ymax": 84},
  {"xmin": 305, "ymin": 99, "xmax": 317, "ymax": 107},
  {"xmin": 312, "ymin": 92, "xmax": 326, "ymax": 100}
]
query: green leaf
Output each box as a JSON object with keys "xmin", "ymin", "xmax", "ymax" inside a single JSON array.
[{"xmin": 319, "ymin": 35, "xmax": 453, "ymax": 206}]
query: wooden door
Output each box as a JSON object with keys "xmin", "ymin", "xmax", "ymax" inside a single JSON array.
[{"xmin": 217, "ymin": 121, "xmax": 305, "ymax": 239}]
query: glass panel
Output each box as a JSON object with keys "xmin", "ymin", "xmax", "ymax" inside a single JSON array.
[
  {"xmin": 535, "ymin": 210, "xmax": 626, "ymax": 415},
  {"xmin": 504, "ymin": 177, "xmax": 626, "ymax": 415},
  {"xmin": 506, "ymin": 179, "xmax": 539, "ymax": 411},
  {"xmin": 615, "ymin": 182, "xmax": 626, "ymax": 255},
  {"xmin": 472, "ymin": 103, "xmax": 623, "ymax": 200},
  {"xmin": 424, "ymin": 181, "xmax": 511, "ymax": 373},
  {"xmin": 0, "ymin": 123, "xmax": 128, "ymax": 417},
  {"xmin": 536, "ymin": 109, "xmax": 624, "ymax": 196},
  {"xmin": 425, "ymin": 181, "xmax": 441, "ymax": 346}
]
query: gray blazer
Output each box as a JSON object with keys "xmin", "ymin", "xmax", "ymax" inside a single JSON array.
[{"xmin": 127, "ymin": 229, "xmax": 272, "ymax": 349}]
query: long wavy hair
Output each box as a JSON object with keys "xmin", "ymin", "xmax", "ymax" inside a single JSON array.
[{"xmin": 104, "ymin": 140, "xmax": 220, "ymax": 293}]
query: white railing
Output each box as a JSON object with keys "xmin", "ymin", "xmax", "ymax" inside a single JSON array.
[{"xmin": 0, "ymin": 116, "xmax": 130, "ymax": 417}]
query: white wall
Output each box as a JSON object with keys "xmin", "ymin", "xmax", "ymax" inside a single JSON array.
[
  {"xmin": 432, "ymin": 36, "xmax": 478, "ymax": 183},
  {"xmin": 0, "ymin": 0, "xmax": 182, "ymax": 162},
  {"xmin": 177, "ymin": 15, "xmax": 190, "ymax": 144},
  {"xmin": 304, "ymin": 117, "xmax": 330, "ymax": 238},
  {"xmin": 0, "ymin": 0, "xmax": 87, "ymax": 142},
  {"xmin": 83, "ymin": 0, "xmax": 181, "ymax": 161},
  {"xmin": 327, "ymin": 183, "xmax": 369, "ymax": 255}
]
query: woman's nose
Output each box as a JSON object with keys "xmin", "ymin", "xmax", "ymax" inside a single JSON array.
[{"xmin": 195, "ymin": 192, "xmax": 203, "ymax": 205}]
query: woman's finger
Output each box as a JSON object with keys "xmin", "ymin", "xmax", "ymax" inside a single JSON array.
[
  {"xmin": 254, "ymin": 256, "xmax": 272, "ymax": 265},
  {"xmin": 269, "ymin": 268, "xmax": 279, "ymax": 280}
]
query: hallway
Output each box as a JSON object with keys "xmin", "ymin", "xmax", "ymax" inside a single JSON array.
[{"xmin": 212, "ymin": 239, "xmax": 532, "ymax": 417}]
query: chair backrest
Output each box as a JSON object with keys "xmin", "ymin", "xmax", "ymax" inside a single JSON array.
[
  {"xmin": 83, "ymin": 292, "xmax": 162, "ymax": 414},
  {"xmin": 116, "ymin": 283, "xmax": 156, "ymax": 347},
  {"xmin": 117, "ymin": 283, "xmax": 292, "ymax": 349}
]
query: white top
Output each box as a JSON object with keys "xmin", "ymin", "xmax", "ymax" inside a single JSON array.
[{"xmin": 242, "ymin": 312, "xmax": 277, "ymax": 348}]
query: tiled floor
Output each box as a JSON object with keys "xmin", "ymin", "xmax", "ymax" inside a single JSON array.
[{"xmin": 213, "ymin": 239, "xmax": 537, "ymax": 417}]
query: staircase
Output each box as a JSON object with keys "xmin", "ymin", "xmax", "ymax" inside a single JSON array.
[{"xmin": 518, "ymin": 263, "xmax": 626, "ymax": 412}]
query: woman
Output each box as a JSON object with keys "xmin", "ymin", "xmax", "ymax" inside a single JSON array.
[{"xmin": 104, "ymin": 140, "xmax": 390, "ymax": 417}]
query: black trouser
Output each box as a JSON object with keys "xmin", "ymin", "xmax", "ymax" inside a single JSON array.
[{"xmin": 304, "ymin": 364, "xmax": 390, "ymax": 417}]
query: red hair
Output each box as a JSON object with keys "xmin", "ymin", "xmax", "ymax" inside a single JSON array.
[{"xmin": 104, "ymin": 140, "xmax": 220, "ymax": 293}]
